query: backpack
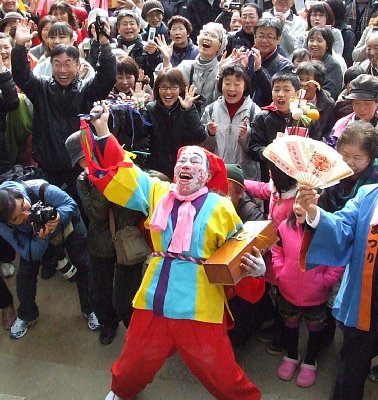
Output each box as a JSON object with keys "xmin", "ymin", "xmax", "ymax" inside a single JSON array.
[{"xmin": 0, "ymin": 164, "xmax": 45, "ymax": 185}]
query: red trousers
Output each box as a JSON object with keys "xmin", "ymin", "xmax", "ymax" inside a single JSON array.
[{"xmin": 111, "ymin": 309, "xmax": 261, "ymax": 400}]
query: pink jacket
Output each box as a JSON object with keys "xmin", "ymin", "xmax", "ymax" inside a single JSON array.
[
  {"xmin": 244, "ymin": 180, "xmax": 296, "ymax": 284},
  {"xmin": 244, "ymin": 180, "xmax": 296, "ymax": 229},
  {"xmin": 272, "ymin": 220, "xmax": 345, "ymax": 307}
]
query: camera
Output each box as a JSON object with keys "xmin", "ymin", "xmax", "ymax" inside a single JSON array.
[
  {"xmin": 29, "ymin": 201, "xmax": 57, "ymax": 234},
  {"xmin": 56, "ymin": 259, "xmax": 77, "ymax": 282},
  {"xmin": 223, "ymin": 0, "xmax": 243, "ymax": 10},
  {"xmin": 94, "ymin": 15, "xmax": 106, "ymax": 38}
]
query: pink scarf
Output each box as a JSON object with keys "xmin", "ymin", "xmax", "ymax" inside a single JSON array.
[{"xmin": 150, "ymin": 186, "xmax": 209, "ymax": 253}]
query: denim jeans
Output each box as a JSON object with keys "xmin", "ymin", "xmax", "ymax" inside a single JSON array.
[{"xmin": 16, "ymin": 213, "xmax": 92, "ymax": 321}]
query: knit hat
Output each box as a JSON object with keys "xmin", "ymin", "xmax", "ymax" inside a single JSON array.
[
  {"xmin": 65, "ymin": 131, "xmax": 84, "ymax": 167},
  {"xmin": 142, "ymin": 0, "xmax": 164, "ymax": 21},
  {"xmin": 176, "ymin": 146, "xmax": 229, "ymax": 196},
  {"xmin": 200, "ymin": 22, "xmax": 228, "ymax": 57},
  {"xmin": 226, "ymin": 164, "xmax": 244, "ymax": 188},
  {"xmin": 345, "ymin": 74, "xmax": 378, "ymax": 101}
]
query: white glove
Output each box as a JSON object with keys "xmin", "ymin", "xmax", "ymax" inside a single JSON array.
[{"xmin": 240, "ymin": 246, "xmax": 266, "ymax": 278}]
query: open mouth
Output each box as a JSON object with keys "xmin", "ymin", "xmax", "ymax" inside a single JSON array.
[
  {"xmin": 202, "ymin": 42, "xmax": 211, "ymax": 49},
  {"xmin": 179, "ymin": 173, "xmax": 192, "ymax": 180}
]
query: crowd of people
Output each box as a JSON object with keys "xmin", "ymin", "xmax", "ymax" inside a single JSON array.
[{"xmin": 0, "ymin": 0, "xmax": 378, "ymax": 399}]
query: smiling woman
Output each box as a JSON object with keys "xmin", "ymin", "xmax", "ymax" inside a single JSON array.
[
  {"xmin": 307, "ymin": 26, "xmax": 342, "ymax": 100},
  {"xmin": 143, "ymin": 67, "xmax": 207, "ymax": 179}
]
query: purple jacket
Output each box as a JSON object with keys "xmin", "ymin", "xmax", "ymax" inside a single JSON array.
[{"xmin": 272, "ymin": 221, "xmax": 344, "ymax": 307}]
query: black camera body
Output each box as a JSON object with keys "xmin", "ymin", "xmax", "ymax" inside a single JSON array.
[
  {"xmin": 94, "ymin": 15, "xmax": 106, "ymax": 38},
  {"xmin": 29, "ymin": 201, "xmax": 57, "ymax": 234},
  {"xmin": 224, "ymin": 0, "xmax": 244, "ymax": 11}
]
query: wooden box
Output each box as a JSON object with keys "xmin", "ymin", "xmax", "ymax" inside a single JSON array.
[{"xmin": 203, "ymin": 220, "xmax": 277, "ymax": 285}]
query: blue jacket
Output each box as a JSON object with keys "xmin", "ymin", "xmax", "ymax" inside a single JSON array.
[
  {"xmin": 170, "ymin": 39, "xmax": 199, "ymax": 67},
  {"xmin": 306, "ymin": 184, "xmax": 378, "ymax": 331},
  {"xmin": 0, "ymin": 180, "xmax": 77, "ymax": 261}
]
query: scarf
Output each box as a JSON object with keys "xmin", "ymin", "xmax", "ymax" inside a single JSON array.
[{"xmin": 150, "ymin": 186, "xmax": 209, "ymax": 253}]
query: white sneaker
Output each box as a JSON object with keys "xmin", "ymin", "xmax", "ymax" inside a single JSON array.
[
  {"xmin": 10, "ymin": 317, "xmax": 37, "ymax": 339},
  {"xmin": 84, "ymin": 312, "xmax": 102, "ymax": 331},
  {"xmin": 105, "ymin": 391, "xmax": 121, "ymax": 400},
  {"xmin": 1, "ymin": 262, "xmax": 15, "ymax": 278}
]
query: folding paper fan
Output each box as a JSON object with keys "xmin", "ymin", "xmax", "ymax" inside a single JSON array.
[{"xmin": 263, "ymin": 136, "xmax": 354, "ymax": 188}]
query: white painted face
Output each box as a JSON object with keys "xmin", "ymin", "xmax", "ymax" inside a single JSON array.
[{"xmin": 174, "ymin": 147, "xmax": 210, "ymax": 196}]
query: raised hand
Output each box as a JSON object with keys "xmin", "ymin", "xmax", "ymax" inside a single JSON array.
[
  {"xmin": 239, "ymin": 48, "xmax": 253, "ymax": 69},
  {"xmin": 238, "ymin": 117, "xmax": 249, "ymax": 138},
  {"xmin": 79, "ymin": 61, "xmax": 90, "ymax": 79},
  {"xmin": 155, "ymin": 34, "xmax": 173, "ymax": 63},
  {"xmin": 207, "ymin": 118, "xmax": 218, "ymax": 136},
  {"xmin": 219, "ymin": 48, "xmax": 241, "ymax": 74},
  {"xmin": 251, "ymin": 48, "xmax": 262, "ymax": 71},
  {"xmin": 14, "ymin": 19, "xmax": 37, "ymax": 46},
  {"xmin": 97, "ymin": 18, "xmax": 111, "ymax": 45},
  {"xmin": 296, "ymin": 185, "xmax": 319, "ymax": 221},
  {"xmin": 178, "ymin": 85, "xmax": 200, "ymax": 110},
  {"xmin": 90, "ymin": 103, "xmax": 110, "ymax": 137}
]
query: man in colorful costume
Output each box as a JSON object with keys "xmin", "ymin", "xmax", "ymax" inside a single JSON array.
[
  {"xmin": 297, "ymin": 184, "xmax": 378, "ymax": 400},
  {"xmin": 80, "ymin": 105, "xmax": 265, "ymax": 400}
]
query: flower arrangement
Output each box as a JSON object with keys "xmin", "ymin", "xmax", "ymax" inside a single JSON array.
[{"xmin": 286, "ymin": 88, "xmax": 320, "ymax": 137}]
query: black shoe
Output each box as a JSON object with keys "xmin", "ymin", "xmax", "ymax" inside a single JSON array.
[
  {"xmin": 266, "ymin": 338, "xmax": 286, "ymax": 355},
  {"xmin": 99, "ymin": 325, "xmax": 118, "ymax": 345},
  {"xmin": 40, "ymin": 263, "xmax": 56, "ymax": 279}
]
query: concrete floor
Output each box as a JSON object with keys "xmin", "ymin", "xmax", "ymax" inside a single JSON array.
[{"xmin": 1, "ymin": 270, "xmax": 377, "ymax": 400}]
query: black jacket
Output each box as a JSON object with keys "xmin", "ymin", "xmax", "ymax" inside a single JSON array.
[
  {"xmin": 184, "ymin": 0, "xmax": 222, "ymax": 43},
  {"xmin": 261, "ymin": 48, "xmax": 293, "ymax": 78},
  {"xmin": 144, "ymin": 99, "xmax": 207, "ymax": 179},
  {"xmin": 226, "ymin": 28, "xmax": 255, "ymax": 55},
  {"xmin": 160, "ymin": 0, "xmax": 189, "ymax": 22},
  {"xmin": 11, "ymin": 43, "xmax": 116, "ymax": 174},
  {"xmin": 308, "ymin": 89, "xmax": 335, "ymax": 141},
  {"xmin": 321, "ymin": 53, "xmax": 343, "ymax": 101},
  {"xmin": 0, "ymin": 69, "xmax": 19, "ymax": 170},
  {"xmin": 116, "ymin": 36, "xmax": 161, "ymax": 84},
  {"xmin": 249, "ymin": 109, "xmax": 288, "ymax": 182}
]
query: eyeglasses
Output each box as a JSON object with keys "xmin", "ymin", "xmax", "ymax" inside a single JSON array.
[
  {"xmin": 255, "ymin": 34, "xmax": 278, "ymax": 41},
  {"xmin": 199, "ymin": 30, "xmax": 219, "ymax": 40},
  {"xmin": 241, "ymin": 14, "xmax": 258, "ymax": 20},
  {"xmin": 159, "ymin": 85, "xmax": 179, "ymax": 91}
]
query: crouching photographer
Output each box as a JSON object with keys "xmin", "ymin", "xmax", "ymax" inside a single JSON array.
[{"xmin": 0, "ymin": 179, "xmax": 100, "ymax": 339}]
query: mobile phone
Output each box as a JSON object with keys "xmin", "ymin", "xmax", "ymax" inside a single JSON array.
[{"xmin": 148, "ymin": 27, "xmax": 156, "ymax": 42}]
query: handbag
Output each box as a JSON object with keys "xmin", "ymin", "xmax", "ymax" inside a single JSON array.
[{"xmin": 109, "ymin": 208, "xmax": 151, "ymax": 266}]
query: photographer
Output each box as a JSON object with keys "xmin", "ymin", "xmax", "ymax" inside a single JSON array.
[{"xmin": 0, "ymin": 179, "xmax": 99, "ymax": 339}]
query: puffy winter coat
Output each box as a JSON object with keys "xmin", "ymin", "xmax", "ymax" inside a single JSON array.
[{"xmin": 272, "ymin": 221, "xmax": 344, "ymax": 306}]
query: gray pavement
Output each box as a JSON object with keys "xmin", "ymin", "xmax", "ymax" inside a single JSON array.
[{"xmin": 0, "ymin": 269, "xmax": 377, "ymax": 400}]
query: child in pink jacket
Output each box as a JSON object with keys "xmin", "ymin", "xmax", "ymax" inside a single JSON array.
[
  {"xmin": 245, "ymin": 162, "xmax": 298, "ymax": 353},
  {"xmin": 272, "ymin": 202, "xmax": 344, "ymax": 388}
]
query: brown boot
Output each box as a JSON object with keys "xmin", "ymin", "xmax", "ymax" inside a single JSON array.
[{"xmin": 2, "ymin": 304, "xmax": 16, "ymax": 330}]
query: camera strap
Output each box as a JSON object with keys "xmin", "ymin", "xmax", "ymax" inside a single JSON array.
[{"xmin": 20, "ymin": 181, "xmax": 49, "ymax": 205}]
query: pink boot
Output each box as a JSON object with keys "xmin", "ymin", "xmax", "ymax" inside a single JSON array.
[
  {"xmin": 296, "ymin": 362, "xmax": 317, "ymax": 387},
  {"xmin": 277, "ymin": 355, "xmax": 301, "ymax": 381}
]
